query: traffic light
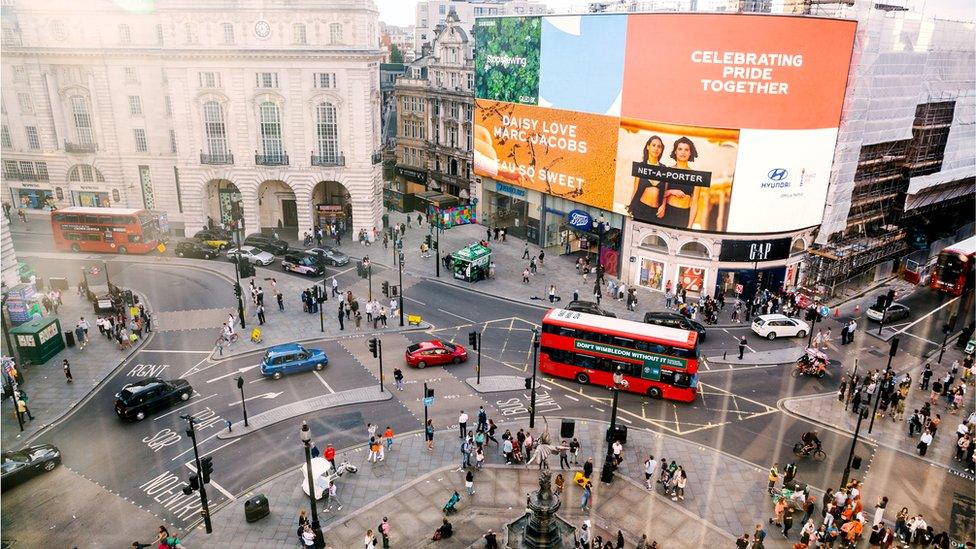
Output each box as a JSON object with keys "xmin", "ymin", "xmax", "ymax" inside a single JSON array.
[
  {"xmin": 368, "ymin": 337, "xmax": 378, "ymax": 358},
  {"xmin": 433, "ymin": 239, "xmax": 438, "ymax": 250},
  {"xmin": 382, "ymin": 281, "xmax": 390, "ymax": 297},
  {"xmin": 391, "ymin": 284, "xmax": 398, "ymax": 297},
  {"xmin": 468, "ymin": 331, "xmax": 478, "ymax": 349},
  {"xmin": 234, "ymin": 283, "xmax": 242, "ymax": 298},
  {"xmin": 425, "ymin": 386, "xmax": 434, "ymax": 399},
  {"xmin": 183, "ymin": 473, "xmax": 199, "ymax": 495},
  {"xmin": 524, "ymin": 377, "xmax": 532, "ymax": 389},
  {"xmin": 425, "ymin": 234, "xmax": 432, "ymax": 247},
  {"xmin": 200, "ymin": 456, "xmax": 213, "ymax": 484}
]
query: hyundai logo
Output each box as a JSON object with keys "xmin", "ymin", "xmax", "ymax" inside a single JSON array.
[{"xmin": 767, "ymin": 168, "xmax": 789, "ymax": 181}]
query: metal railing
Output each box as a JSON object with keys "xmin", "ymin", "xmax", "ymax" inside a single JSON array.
[
  {"xmin": 311, "ymin": 152, "xmax": 344, "ymax": 167},
  {"xmin": 2, "ymin": 171, "xmax": 48, "ymax": 181},
  {"xmin": 200, "ymin": 151, "xmax": 234, "ymax": 165},
  {"xmin": 64, "ymin": 140, "xmax": 97, "ymax": 153},
  {"xmin": 255, "ymin": 151, "xmax": 289, "ymax": 166}
]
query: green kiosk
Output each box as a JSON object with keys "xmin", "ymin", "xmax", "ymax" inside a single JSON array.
[
  {"xmin": 10, "ymin": 316, "xmax": 65, "ymax": 365},
  {"xmin": 451, "ymin": 243, "xmax": 491, "ymax": 282}
]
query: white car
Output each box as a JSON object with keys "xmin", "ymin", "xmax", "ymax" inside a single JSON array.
[
  {"xmin": 226, "ymin": 245, "xmax": 275, "ymax": 266},
  {"xmin": 751, "ymin": 314, "xmax": 810, "ymax": 340}
]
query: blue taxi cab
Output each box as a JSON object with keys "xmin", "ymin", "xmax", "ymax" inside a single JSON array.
[{"xmin": 260, "ymin": 343, "xmax": 328, "ymax": 380}]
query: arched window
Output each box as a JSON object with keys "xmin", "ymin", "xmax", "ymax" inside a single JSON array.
[
  {"xmin": 791, "ymin": 239, "xmax": 806, "ymax": 255},
  {"xmin": 203, "ymin": 101, "xmax": 227, "ymax": 156},
  {"xmin": 678, "ymin": 241, "xmax": 709, "ymax": 258},
  {"xmin": 640, "ymin": 234, "xmax": 668, "ymax": 253},
  {"xmin": 70, "ymin": 96, "xmax": 94, "ymax": 147},
  {"xmin": 259, "ymin": 102, "xmax": 283, "ymax": 161},
  {"xmin": 315, "ymin": 102, "xmax": 339, "ymax": 163},
  {"xmin": 67, "ymin": 164, "xmax": 105, "ymax": 182}
]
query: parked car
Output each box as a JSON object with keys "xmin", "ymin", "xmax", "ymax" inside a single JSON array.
[
  {"xmin": 565, "ymin": 300, "xmax": 616, "ymax": 318},
  {"xmin": 751, "ymin": 314, "xmax": 810, "ymax": 340},
  {"xmin": 243, "ymin": 233, "xmax": 289, "ymax": 256},
  {"xmin": 115, "ymin": 377, "xmax": 193, "ymax": 421},
  {"xmin": 260, "ymin": 343, "xmax": 328, "ymax": 380},
  {"xmin": 175, "ymin": 240, "xmax": 218, "ymax": 259},
  {"xmin": 282, "ymin": 252, "xmax": 326, "ymax": 276},
  {"xmin": 226, "ymin": 245, "xmax": 275, "ymax": 266},
  {"xmin": 866, "ymin": 301, "xmax": 910, "ymax": 322},
  {"xmin": 643, "ymin": 311, "xmax": 707, "ymax": 342},
  {"xmin": 405, "ymin": 339, "xmax": 468, "ymax": 369},
  {"xmin": 305, "ymin": 247, "xmax": 350, "ymax": 267},
  {"xmin": 1, "ymin": 444, "xmax": 61, "ymax": 491},
  {"xmin": 193, "ymin": 229, "xmax": 234, "ymax": 250}
]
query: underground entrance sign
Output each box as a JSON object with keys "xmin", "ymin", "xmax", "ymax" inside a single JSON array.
[{"xmin": 573, "ymin": 340, "xmax": 687, "ymax": 380}]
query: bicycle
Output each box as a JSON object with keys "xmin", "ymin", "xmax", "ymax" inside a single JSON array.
[
  {"xmin": 214, "ymin": 332, "xmax": 239, "ymax": 347},
  {"xmin": 792, "ymin": 442, "xmax": 826, "ymax": 461}
]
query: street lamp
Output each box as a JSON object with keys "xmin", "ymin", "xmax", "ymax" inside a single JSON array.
[
  {"xmin": 398, "ymin": 251, "xmax": 405, "ymax": 327},
  {"xmin": 232, "ymin": 225, "xmax": 246, "ymax": 330},
  {"xmin": 868, "ymin": 337, "xmax": 898, "ymax": 434},
  {"xmin": 600, "ymin": 367, "xmax": 626, "ymax": 484},
  {"xmin": 840, "ymin": 407, "xmax": 869, "ymax": 490},
  {"xmin": 300, "ymin": 421, "xmax": 324, "ymax": 548},
  {"xmin": 529, "ymin": 328, "xmax": 539, "ymax": 429},
  {"xmin": 938, "ymin": 323, "xmax": 952, "ymax": 363}
]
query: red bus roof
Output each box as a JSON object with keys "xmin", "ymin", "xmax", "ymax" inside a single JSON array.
[
  {"xmin": 942, "ymin": 235, "xmax": 976, "ymax": 257},
  {"xmin": 52, "ymin": 207, "xmax": 147, "ymax": 216},
  {"xmin": 543, "ymin": 308, "xmax": 698, "ymax": 348}
]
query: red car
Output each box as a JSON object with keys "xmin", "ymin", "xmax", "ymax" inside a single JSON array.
[{"xmin": 405, "ymin": 340, "xmax": 468, "ymax": 368}]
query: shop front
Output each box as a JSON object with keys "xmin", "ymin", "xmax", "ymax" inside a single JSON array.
[
  {"xmin": 8, "ymin": 184, "xmax": 58, "ymax": 210},
  {"xmin": 71, "ymin": 187, "xmax": 116, "ymax": 208},
  {"xmin": 481, "ymin": 180, "xmax": 540, "ymax": 244},
  {"xmin": 387, "ymin": 166, "xmax": 429, "ymax": 212}
]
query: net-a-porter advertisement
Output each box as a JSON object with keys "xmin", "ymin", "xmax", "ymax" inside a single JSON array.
[{"xmin": 474, "ymin": 13, "xmax": 857, "ymax": 234}]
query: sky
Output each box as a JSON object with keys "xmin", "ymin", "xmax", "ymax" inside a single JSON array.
[{"xmin": 373, "ymin": 0, "xmax": 975, "ymax": 27}]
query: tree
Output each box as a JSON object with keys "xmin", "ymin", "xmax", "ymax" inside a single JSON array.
[{"xmin": 389, "ymin": 44, "xmax": 404, "ymax": 64}]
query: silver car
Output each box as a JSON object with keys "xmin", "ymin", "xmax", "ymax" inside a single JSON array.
[{"xmin": 226, "ymin": 245, "xmax": 275, "ymax": 266}]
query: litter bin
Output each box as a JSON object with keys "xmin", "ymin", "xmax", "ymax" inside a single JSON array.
[
  {"xmin": 64, "ymin": 330, "xmax": 76, "ymax": 348},
  {"xmin": 606, "ymin": 424, "xmax": 627, "ymax": 444},
  {"xmin": 244, "ymin": 494, "xmax": 269, "ymax": 523}
]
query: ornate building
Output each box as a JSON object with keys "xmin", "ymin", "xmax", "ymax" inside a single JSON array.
[{"xmin": 1, "ymin": 0, "xmax": 384, "ymax": 238}]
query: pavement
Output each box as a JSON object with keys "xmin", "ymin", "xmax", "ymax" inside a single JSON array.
[
  {"xmin": 185, "ymin": 418, "xmax": 791, "ymax": 547},
  {"xmin": 0, "ymin": 290, "xmax": 151, "ymax": 448},
  {"xmin": 706, "ymin": 346, "xmax": 805, "ymax": 366}
]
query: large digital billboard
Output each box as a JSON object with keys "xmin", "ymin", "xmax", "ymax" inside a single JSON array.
[{"xmin": 473, "ymin": 13, "xmax": 857, "ymax": 234}]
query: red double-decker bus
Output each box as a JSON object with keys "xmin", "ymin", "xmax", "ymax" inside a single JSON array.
[
  {"xmin": 540, "ymin": 308, "xmax": 700, "ymax": 403},
  {"xmin": 51, "ymin": 207, "xmax": 162, "ymax": 254},
  {"xmin": 930, "ymin": 235, "xmax": 976, "ymax": 296}
]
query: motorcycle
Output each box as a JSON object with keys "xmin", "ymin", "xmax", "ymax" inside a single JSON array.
[{"xmin": 792, "ymin": 348, "xmax": 829, "ymax": 378}]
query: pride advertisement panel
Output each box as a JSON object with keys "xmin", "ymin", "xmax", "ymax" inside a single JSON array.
[{"xmin": 474, "ymin": 13, "xmax": 856, "ymax": 234}]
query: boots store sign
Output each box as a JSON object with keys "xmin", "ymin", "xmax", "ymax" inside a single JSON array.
[{"xmin": 719, "ymin": 237, "xmax": 791, "ymax": 262}]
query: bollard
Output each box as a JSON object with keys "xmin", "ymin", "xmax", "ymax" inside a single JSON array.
[{"xmin": 723, "ymin": 351, "xmax": 727, "ymax": 360}]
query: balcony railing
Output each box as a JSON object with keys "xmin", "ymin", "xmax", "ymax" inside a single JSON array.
[
  {"xmin": 311, "ymin": 152, "xmax": 345, "ymax": 167},
  {"xmin": 64, "ymin": 140, "xmax": 97, "ymax": 153},
  {"xmin": 371, "ymin": 151, "xmax": 383, "ymax": 165},
  {"xmin": 2, "ymin": 171, "xmax": 48, "ymax": 182},
  {"xmin": 255, "ymin": 151, "xmax": 289, "ymax": 166},
  {"xmin": 200, "ymin": 151, "xmax": 235, "ymax": 165}
]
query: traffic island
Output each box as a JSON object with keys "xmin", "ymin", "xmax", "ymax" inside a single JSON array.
[{"xmin": 706, "ymin": 346, "xmax": 804, "ymax": 366}]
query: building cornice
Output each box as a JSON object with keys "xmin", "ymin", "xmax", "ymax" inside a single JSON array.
[{"xmin": 3, "ymin": 47, "xmax": 384, "ymax": 63}]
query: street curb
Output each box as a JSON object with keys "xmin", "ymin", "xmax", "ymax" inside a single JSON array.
[{"xmin": 7, "ymin": 289, "xmax": 156, "ymax": 448}]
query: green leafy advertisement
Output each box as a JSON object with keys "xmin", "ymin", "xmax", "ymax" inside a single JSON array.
[{"xmin": 474, "ymin": 17, "xmax": 541, "ymax": 105}]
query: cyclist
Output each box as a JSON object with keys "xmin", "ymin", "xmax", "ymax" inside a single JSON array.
[{"xmin": 800, "ymin": 431, "xmax": 822, "ymax": 455}]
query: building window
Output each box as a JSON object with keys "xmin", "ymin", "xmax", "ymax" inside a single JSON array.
[
  {"xmin": 139, "ymin": 165, "xmax": 154, "ymax": 209},
  {"xmin": 186, "ymin": 22, "xmax": 198, "ymax": 44},
  {"xmin": 169, "ymin": 129, "xmax": 178, "ymax": 153},
  {"xmin": 134, "ymin": 128, "xmax": 148, "ymax": 152},
  {"xmin": 124, "ymin": 66, "xmax": 138, "ymax": 83},
  {"xmin": 128, "ymin": 95, "xmax": 143, "ymax": 116},
  {"xmin": 199, "ymin": 71, "xmax": 220, "ymax": 88},
  {"xmin": 259, "ymin": 101, "xmax": 283, "ymax": 160},
  {"xmin": 36, "ymin": 162, "xmax": 49, "ymax": 181},
  {"xmin": 165, "ymin": 96, "xmax": 172, "ymax": 117},
  {"xmin": 293, "ymin": 23, "xmax": 306, "ymax": 44},
  {"xmin": 450, "ymin": 72, "xmax": 458, "ymax": 88},
  {"xmin": 155, "ymin": 24, "xmax": 164, "ymax": 45},
  {"xmin": 18, "ymin": 161, "xmax": 36, "ymax": 179},
  {"xmin": 448, "ymin": 126, "xmax": 458, "ymax": 148},
  {"xmin": 313, "ymin": 73, "xmax": 335, "ymax": 88},
  {"xmin": 467, "ymin": 73, "xmax": 473, "ymax": 91},
  {"xmin": 25, "ymin": 126, "xmax": 39, "ymax": 150},
  {"xmin": 1, "ymin": 125, "xmax": 11, "ymax": 149},
  {"xmin": 315, "ymin": 102, "xmax": 339, "ymax": 162},
  {"xmin": 465, "ymin": 127, "xmax": 472, "ymax": 151},
  {"xmin": 222, "ymin": 23, "xmax": 234, "ymax": 44},
  {"xmin": 450, "ymin": 101, "xmax": 459, "ymax": 119},
  {"xmin": 119, "ymin": 24, "xmax": 131, "ymax": 44},
  {"xmin": 203, "ymin": 100, "xmax": 227, "ymax": 156},
  {"xmin": 12, "ymin": 66, "xmax": 25, "ymax": 83},
  {"xmin": 329, "ymin": 23, "xmax": 342, "ymax": 44},
  {"xmin": 70, "ymin": 96, "xmax": 94, "ymax": 147},
  {"xmin": 17, "ymin": 93, "xmax": 33, "ymax": 114},
  {"xmin": 256, "ymin": 72, "xmax": 279, "ymax": 88},
  {"xmin": 439, "ymin": 4, "xmax": 446, "ymax": 14}
]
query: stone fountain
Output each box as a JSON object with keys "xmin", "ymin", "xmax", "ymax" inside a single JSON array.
[{"xmin": 505, "ymin": 469, "xmax": 576, "ymax": 548}]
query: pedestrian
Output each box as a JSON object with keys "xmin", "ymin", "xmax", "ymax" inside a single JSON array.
[
  {"xmin": 62, "ymin": 358, "xmax": 73, "ymax": 383},
  {"xmin": 538, "ymin": 249, "xmax": 545, "ymax": 267},
  {"xmin": 458, "ymin": 410, "xmax": 468, "ymax": 438},
  {"xmin": 331, "ymin": 276, "xmax": 339, "ymax": 297},
  {"xmin": 383, "ymin": 425, "xmax": 394, "ymax": 452},
  {"xmin": 848, "ymin": 319, "xmax": 857, "ymax": 343},
  {"xmin": 324, "ymin": 444, "xmax": 336, "ymax": 471},
  {"xmin": 426, "ymin": 419, "xmax": 434, "ymax": 450},
  {"xmin": 782, "ymin": 507, "xmax": 794, "ymax": 538},
  {"xmin": 782, "ymin": 462, "xmax": 797, "ymax": 487},
  {"xmin": 738, "ymin": 336, "xmax": 747, "ymax": 360},
  {"xmin": 487, "ymin": 419, "xmax": 499, "ymax": 446},
  {"xmin": 873, "ymin": 495, "xmax": 888, "ymax": 526},
  {"xmin": 380, "ymin": 517, "xmax": 391, "ymax": 548},
  {"xmin": 256, "ymin": 304, "xmax": 266, "ymax": 325},
  {"xmin": 522, "ymin": 268, "xmax": 530, "ymax": 284},
  {"xmin": 465, "ymin": 469, "xmax": 476, "ymax": 495},
  {"xmin": 368, "ymin": 437, "xmax": 380, "ymax": 463},
  {"xmin": 570, "ymin": 438, "xmax": 580, "ymax": 465},
  {"xmin": 363, "ymin": 529, "xmax": 376, "ymax": 549},
  {"xmin": 580, "ymin": 480, "xmax": 592, "ymax": 511},
  {"xmin": 767, "ymin": 462, "xmax": 779, "ymax": 494},
  {"xmin": 917, "ymin": 429, "xmax": 933, "ymax": 456},
  {"xmin": 393, "ymin": 368, "xmax": 404, "ymax": 391},
  {"xmin": 644, "ymin": 455, "xmax": 658, "ymax": 489},
  {"xmin": 484, "ymin": 529, "xmax": 499, "ymax": 549},
  {"xmin": 337, "ymin": 302, "xmax": 345, "ymax": 331},
  {"xmin": 277, "ymin": 292, "xmax": 284, "ymax": 311},
  {"xmin": 548, "ymin": 284, "xmax": 557, "ymax": 303},
  {"xmin": 522, "ymin": 242, "xmax": 530, "ymax": 260},
  {"xmin": 15, "ymin": 391, "xmax": 33, "ymax": 420}
]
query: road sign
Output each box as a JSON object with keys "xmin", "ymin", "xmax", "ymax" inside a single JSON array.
[
  {"xmin": 819, "ymin": 305, "xmax": 830, "ymax": 317},
  {"xmin": 423, "ymin": 396, "xmax": 434, "ymax": 407},
  {"xmin": 156, "ymin": 243, "xmax": 166, "ymax": 253}
]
